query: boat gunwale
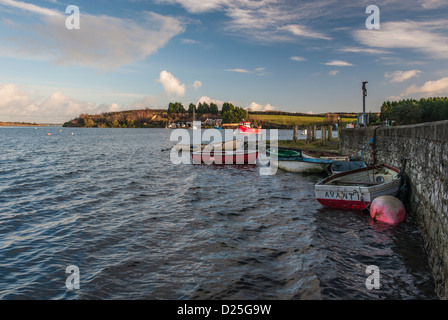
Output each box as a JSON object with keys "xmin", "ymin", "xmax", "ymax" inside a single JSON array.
[
  {"xmin": 316, "ymin": 164, "xmax": 400, "ymax": 186},
  {"xmin": 191, "ymin": 149, "xmax": 258, "ymax": 156}
]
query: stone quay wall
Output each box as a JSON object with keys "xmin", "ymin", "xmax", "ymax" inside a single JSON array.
[{"xmin": 339, "ymin": 121, "xmax": 448, "ymax": 299}]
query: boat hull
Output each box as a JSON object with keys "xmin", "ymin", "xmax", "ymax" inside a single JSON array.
[
  {"xmin": 175, "ymin": 138, "xmax": 242, "ymax": 152},
  {"xmin": 271, "ymin": 158, "xmax": 330, "ymax": 173},
  {"xmin": 235, "ymin": 125, "xmax": 261, "ymax": 135},
  {"xmin": 315, "ymin": 165, "xmax": 401, "ymax": 210},
  {"xmin": 302, "ymin": 151, "xmax": 347, "ymax": 161},
  {"xmin": 191, "ymin": 150, "xmax": 258, "ymax": 164}
]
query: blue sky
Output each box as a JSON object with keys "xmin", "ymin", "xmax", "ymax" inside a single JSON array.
[{"xmin": 0, "ymin": 0, "xmax": 447, "ymax": 123}]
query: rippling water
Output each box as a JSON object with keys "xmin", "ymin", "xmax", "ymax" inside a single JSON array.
[{"xmin": 0, "ymin": 127, "xmax": 437, "ymax": 299}]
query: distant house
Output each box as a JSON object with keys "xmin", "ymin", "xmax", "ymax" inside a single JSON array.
[{"xmin": 203, "ymin": 118, "xmax": 222, "ymax": 126}]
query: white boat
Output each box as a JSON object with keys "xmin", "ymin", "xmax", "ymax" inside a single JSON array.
[
  {"xmin": 315, "ymin": 164, "xmax": 401, "ymax": 210},
  {"xmin": 270, "ymin": 156, "xmax": 332, "ymax": 173},
  {"xmin": 174, "ymin": 138, "xmax": 243, "ymax": 152},
  {"xmin": 267, "ymin": 148, "xmax": 332, "ymax": 173},
  {"xmin": 192, "ymin": 149, "xmax": 258, "ymax": 165},
  {"xmin": 302, "ymin": 150, "xmax": 347, "ymax": 161}
]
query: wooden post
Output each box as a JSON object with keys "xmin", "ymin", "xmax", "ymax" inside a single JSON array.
[
  {"xmin": 328, "ymin": 125, "xmax": 332, "ymax": 141},
  {"xmin": 337, "ymin": 126, "xmax": 340, "ymax": 149},
  {"xmin": 312, "ymin": 125, "xmax": 316, "ymax": 141},
  {"xmin": 322, "ymin": 126, "xmax": 326, "ymax": 145},
  {"xmin": 307, "ymin": 125, "xmax": 311, "ymax": 143},
  {"xmin": 293, "ymin": 125, "xmax": 298, "ymax": 142}
]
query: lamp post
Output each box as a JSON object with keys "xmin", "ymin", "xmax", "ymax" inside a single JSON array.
[{"xmin": 362, "ymin": 81, "xmax": 368, "ymax": 127}]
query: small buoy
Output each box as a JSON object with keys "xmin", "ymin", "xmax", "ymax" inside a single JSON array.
[
  {"xmin": 47, "ymin": 133, "xmax": 51, "ymax": 136},
  {"xmin": 70, "ymin": 132, "xmax": 74, "ymax": 135},
  {"xmin": 370, "ymin": 195, "xmax": 405, "ymax": 225}
]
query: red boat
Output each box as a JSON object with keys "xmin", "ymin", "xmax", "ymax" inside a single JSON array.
[
  {"xmin": 235, "ymin": 121, "xmax": 261, "ymax": 134},
  {"xmin": 314, "ymin": 164, "xmax": 401, "ymax": 210},
  {"xmin": 191, "ymin": 150, "xmax": 258, "ymax": 165}
]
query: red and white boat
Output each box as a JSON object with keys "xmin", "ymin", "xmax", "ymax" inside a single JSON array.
[
  {"xmin": 315, "ymin": 164, "xmax": 401, "ymax": 210},
  {"xmin": 191, "ymin": 149, "xmax": 258, "ymax": 164},
  {"xmin": 235, "ymin": 121, "xmax": 261, "ymax": 134}
]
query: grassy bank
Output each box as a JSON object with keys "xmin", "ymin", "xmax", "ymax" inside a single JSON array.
[
  {"xmin": 0, "ymin": 122, "xmax": 41, "ymax": 126},
  {"xmin": 249, "ymin": 114, "xmax": 355, "ymax": 128},
  {"xmin": 268, "ymin": 138, "xmax": 341, "ymax": 155}
]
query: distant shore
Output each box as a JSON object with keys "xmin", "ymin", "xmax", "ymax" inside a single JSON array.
[{"xmin": 0, "ymin": 122, "xmax": 60, "ymax": 127}]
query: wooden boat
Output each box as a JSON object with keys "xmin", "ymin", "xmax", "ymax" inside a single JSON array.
[
  {"xmin": 235, "ymin": 121, "xmax": 261, "ymax": 134},
  {"xmin": 315, "ymin": 164, "xmax": 401, "ymax": 210},
  {"xmin": 270, "ymin": 156, "xmax": 332, "ymax": 173},
  {"xmin": 302, "ymin": 150, "xmax": 347, "ymax": 161},
  {"xmin": 175, "ymin": 138, "xmax": 243, "ymax": 152},
  {"xmin": 267, "ymin": 148, "xmax": 332, "ymax": 173},
  {"xmin": 191, "ymin": 149, "xmax": 258, "ymax": 164},
  {"xmin": 330, "ymin": 161, "xmax": 367, "ymax": 174}
]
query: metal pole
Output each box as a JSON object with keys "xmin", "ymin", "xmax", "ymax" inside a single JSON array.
[{"xmin": 362, "ymin": 81, "xmax": 368, "ymax": 127}]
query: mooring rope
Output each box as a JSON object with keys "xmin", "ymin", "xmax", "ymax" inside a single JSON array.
[{"xmin": 348, "ymin": 137, "xmax": 374, "ymax": 162}]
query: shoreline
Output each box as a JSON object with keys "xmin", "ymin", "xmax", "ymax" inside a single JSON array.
[{"xmin": 0, "ymin": 122, "xmax": 60, "ymax": 127}]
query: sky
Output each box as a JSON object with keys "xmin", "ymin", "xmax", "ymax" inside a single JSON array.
[{"xmin": 0, "ymin": 0, "xmax": 447, "ymax": 123}]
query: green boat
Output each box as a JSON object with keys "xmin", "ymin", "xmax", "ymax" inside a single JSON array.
[{"xmin": 266, "ymin": 148, "xmax": 301, "ymax": 159}]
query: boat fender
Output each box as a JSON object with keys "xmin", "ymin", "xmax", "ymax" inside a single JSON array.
[{"xmin": 370, "ymin": 195, "xmax": 405, "ymax": 225}]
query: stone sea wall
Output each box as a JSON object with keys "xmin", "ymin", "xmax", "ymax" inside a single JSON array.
[{"xmin": 340, "ymin": 121, "xmax": 448, "ymax": 299}]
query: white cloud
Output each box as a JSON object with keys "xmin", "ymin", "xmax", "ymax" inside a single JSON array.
[
  {"xmin": 420, "ymin": 0, "xmax": 446, "ymax": 9},
  {"xmin": 0, "ymin": 1, "xmax": 185, "ymax": 70},
  {"xmin": 225, "ymin": 67, "xmax": 267, "ymax": 75},
  {"xmin": 329, "ymin": 70, "xmax": 339, "ymax": 76},
  {"xmin": 197, "ymin": 96, "xmax": 224, "ymax": 109},
  {"xmin": 385, "ymin": 70, "xmax": 421, "ymax": 83},
  {"xmin": 354, "ymin": 20, "xmax": 448, "ymax": 60},
  {"xmin": 180, "ymin": 38, "xmax": 200, "ymax": 45},
  {"xmin": 246, "ymin": 102, "xmax": 275, "ymax": 112},
  {"xmin": 0, "ymin": 83, "xmax": 117, "ymax": 123},
  {"xmin": 324, "ymin": 60, "xmax": 354, "ymax": 67},
  {"xmin": 0, "ymin": 83, "xmax": 161, "ymax": 123},
  {"xmin": 279, "ymin": 24, "xmax": 331, "ymax": 40},
  {"xmin": 193, "ymin": 80, "xmax": 202, "ymax": 90},
  {"xmin": 157, "ymin": 0, "xmax": 332, "ymax": 43},
  {"xmin": 225, "ymin": 68, "xmax": 252, "ymax": 73},
  {"xmin": 291, "ymin": 56, "xmax": 306, "ymax": 62},
  {"xmin": 157, "ymin": 70, "xmax": 186, "ymax": 97},
  {"xmin": 0, "ymin": 0, "xmax": 59, "ymax": 16},
  {"xmin": 403, "ymin": 77, "xmax": 448, "ymax": 96},
  {"xmin": 338, "ymin": 47, "xmax": 391, "ymax": 55},
  {"xmin": 128, "ymin": 96, "xmax": 159, "ymax": 109},
  {"xmin": 156, "ymin": 0, "xmax": 228, "ymax": 13}
]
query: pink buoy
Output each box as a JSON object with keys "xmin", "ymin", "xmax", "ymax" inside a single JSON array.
[{"xmin": 370, "ymin": 195, "xmax": 405, "ymax": 225}]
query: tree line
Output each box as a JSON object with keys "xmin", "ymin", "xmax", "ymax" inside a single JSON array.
[
  {"xmin": 379, "ymin": 97, "xmax": 448, "ymax": 125},
  {"xmin": 63, "ymin": 102, "xmax": 250, "ymax": 128},
  {"xmin": 168, "ymin": 101, "xmax": 248, "ymax": 123}
]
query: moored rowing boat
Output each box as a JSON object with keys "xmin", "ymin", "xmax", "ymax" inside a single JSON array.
[
  {"xmin": 191, "ymin": 149, "xmax": 258, "ymax": 164},
  {"xmin": 175, "ymin": 138, "xmax": 243, "ymax": 152},
  {"xmin": 314, "ymin": 164, "xmax": 401, "ymax": 210},
  {"xmin": 270, "ymin": 156, "xmax": 332, "ymax": 173},
  {"xmin": 267, "ymin": 148, "xmax": 332, "ymax": 173}
]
